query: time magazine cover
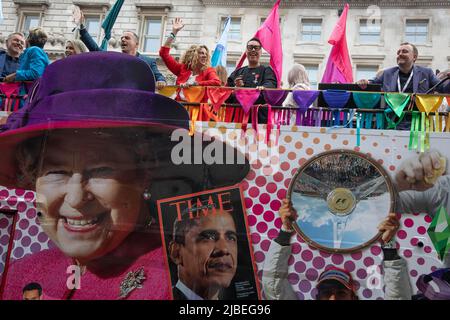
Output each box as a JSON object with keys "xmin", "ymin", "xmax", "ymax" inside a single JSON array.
[{"xmin": 157, "ymin": 184, "xmax": 261, "ymax": 300}]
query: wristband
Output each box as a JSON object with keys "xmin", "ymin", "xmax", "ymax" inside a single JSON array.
[{"xmin": 169, "ymin": 32, "xmax": 176, "ymax": 39}]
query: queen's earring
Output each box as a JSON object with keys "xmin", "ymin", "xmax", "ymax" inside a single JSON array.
[{"xmin": 143, "ymin": 189, "xmax": 152, "ymax": 201}]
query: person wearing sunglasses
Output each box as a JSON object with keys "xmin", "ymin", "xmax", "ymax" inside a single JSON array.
[{"xmin": 227, "ymin": 38, "xmax": 277, "ymax": 123}]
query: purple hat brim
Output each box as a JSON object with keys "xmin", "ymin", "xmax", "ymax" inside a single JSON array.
[{"xmin": 0, "ymin": 51, "xmax": 250, "ymax": 195}]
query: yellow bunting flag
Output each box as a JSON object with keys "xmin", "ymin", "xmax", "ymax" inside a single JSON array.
[
  {"xmin": 416, "ymin": 95, "xmax": 443, "ymax": 115},
  {"xmin": 157, "ymin": 86, "xmax": 178, "ymax": 97},
  {"xmin": 183, "ymin": 87, "xmax": 206, "ymax": 103}
]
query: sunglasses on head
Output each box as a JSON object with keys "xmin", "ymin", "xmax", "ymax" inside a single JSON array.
[{"xmin": 247, "ymin": 45, "xmax": 261, "ymax": 51}]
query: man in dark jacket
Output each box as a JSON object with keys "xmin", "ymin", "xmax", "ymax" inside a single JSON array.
[
  {"xmin": 78, "ymin": 11, "xmax": 166, "ymax": 90},
  {"xmin": 357, "ymin": 42, "xmax": 450, "ymax": 94},
  {"xmin": 0, "ymin": 33, "xmax": 25, "ymax": 79}
]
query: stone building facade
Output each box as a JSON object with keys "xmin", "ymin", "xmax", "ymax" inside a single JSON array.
[{"xmin": 1, "ymin": 0, "xmax": 449, "ymax": 86}]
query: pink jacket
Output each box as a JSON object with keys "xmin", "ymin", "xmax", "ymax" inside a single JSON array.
[{"xmin": 1, "ymin": 231, "xmax": 170, "ymax": 300}]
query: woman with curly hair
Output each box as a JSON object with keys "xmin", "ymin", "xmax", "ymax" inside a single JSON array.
[{"xmin": 159, "ymin": 18, "xmax": 220, "ymax": 102}]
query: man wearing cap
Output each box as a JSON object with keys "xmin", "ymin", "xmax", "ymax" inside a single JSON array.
[
  {"xmin": 262, "ymin": 199, "xmax": 411, "ymax": 300},
  {"xmin": 77, "ymin": 10, "xmax": 166, "ymax": 90}
]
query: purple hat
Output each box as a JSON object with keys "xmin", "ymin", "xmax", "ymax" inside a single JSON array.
[
  {"xmin": 0, "ymin": 52, "xmax": 249, "ymax": 197},
  {"xmin": 416, "ymin": 268, "xmax": 450, "ymax": 300}
]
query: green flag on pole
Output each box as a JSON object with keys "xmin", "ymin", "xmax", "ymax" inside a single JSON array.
[{"xmin": 100, "ymin": 0, "xmax": 125, "ymax": 50}]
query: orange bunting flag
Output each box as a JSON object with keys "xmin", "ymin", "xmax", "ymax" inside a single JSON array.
[
  {"xmin": 182, "ymin": 87, "xmax": 206, "ymax": 103},
  {"xmin": 157, "ymin": 86, "xmax": 178, "ymax": 98},
  {"xmin": 206, "ymin": 87, "xmax": 233, "ymax": 112},
  {"xmin": 416, "ymin": 95, "xmax": 444, "ymax": 115}
]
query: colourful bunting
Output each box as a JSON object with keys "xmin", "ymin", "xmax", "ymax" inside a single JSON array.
[
  {"xmin": 206, "ymin": 87, "xmax": 232, "ymax": 112},
  {"xmin": 416, "ymin": 95, "xmax": 444, "ymax": 115},
  {"xmin": 353, "ymin": 92, "xmax": 381, "ymax": 109},
  {"xmin": 263, "ymin": 90, "xmax": 288, "ymax": 106},
  {"xmin": 183, "ymin": 87, "xmax": 206, "ymax": 103},
  {"xmin": 157, "ymin": 86, "xmax": 177, "ymax": 98},
  {"xmin": 385, "ymin": 93, "xmax": 410, "ymax": 118},
  {"xmin": 235, "ymin": 89, "xmax": 260, "ymax": 114},
  {"xmin": 292, "ymin": 90, "xmax": 320, "ymax": 113},
  {"xmin": 322, "ymin": 90, "xmax": 351, "ymax": 109}
]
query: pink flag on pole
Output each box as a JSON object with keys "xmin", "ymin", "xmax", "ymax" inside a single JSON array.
[
  {"xmin": 236, "ymin": 0, "xmax": 283, "ymax": 87},
  {"xmin": 321, "ymin": 3, "xmax": 353, "ymax": 83}
]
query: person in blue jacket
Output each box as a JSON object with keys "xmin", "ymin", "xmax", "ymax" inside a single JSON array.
[
  {"xmin": 4, "ymin": 28, "xmax": 49, "ymax": 82},
  {"xmin": 78, "ymin": 10, "xmax": 166, "ymax": 90}
]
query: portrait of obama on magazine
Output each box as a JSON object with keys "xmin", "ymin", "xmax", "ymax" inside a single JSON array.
[{"xmin": 157, "ymin": 184, "xmax": 261, "ymax": 300}]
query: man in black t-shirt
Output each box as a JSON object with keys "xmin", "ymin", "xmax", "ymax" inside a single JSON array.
[{"xmin": 227, "ymin": 38, "xmax": 277, "ymax": 123}]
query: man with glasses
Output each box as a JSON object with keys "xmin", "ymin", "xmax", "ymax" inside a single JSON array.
[
  {"xmin": 227, "ymin": 38, "xmax": 277, "ymax": 123},
  {"xmin": 262, "ymin": 199, "xmax": 411, "ymax": 300}
]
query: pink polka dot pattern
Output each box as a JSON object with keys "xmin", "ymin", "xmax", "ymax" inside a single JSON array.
[
  {"xmin": 237, "ymin": 125, "xmax": 442, "ymax": 300},
  {"xmin": 0, "ymin": 187, "xmax": 51, "ymax": 275},
  {"xmin": 0, "ymin": 125, "xmax": 443, "ymax": 299}
]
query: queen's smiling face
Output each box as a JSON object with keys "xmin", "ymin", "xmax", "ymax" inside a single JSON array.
[{"xmin": 35, "ymin": 130, "xmax": 148, "ymax": 264}]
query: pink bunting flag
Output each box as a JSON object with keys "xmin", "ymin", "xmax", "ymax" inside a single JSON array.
[
  {"xmin": 235, "ymin": 89, "xmax": 261, "ymax": 114},
  {"xmin": 207, "ymin": 87, "xmax": 233, "ymax": 112}
]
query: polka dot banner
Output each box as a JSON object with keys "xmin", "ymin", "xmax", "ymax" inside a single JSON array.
[
  {"xmin": 1, "ymin": 122, "xmax": 449, "ymax": 300},
  {"xmin": 196, "ymin": 123, "xmax": 449, "ymax": 300},
  {"xmin": 0, "ymin": 187, "xmax": 51, "ymax": 277}
]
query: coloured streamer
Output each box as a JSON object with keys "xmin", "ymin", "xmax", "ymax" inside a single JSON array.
[
  {"xmin": 322, "ymin": 90, "xmax": 351, "ymax": 109},
  {"xmin": 409, "ymin": 111, "xmax": 420, "ymax": 151},
  {"xmin": 292, "ymin": 90, "xmax": 320, "ymax": 113},
  {"xmin": 189, "ymin": 106, "xmax": 200, "ymax": 136},
  {"xmin": 385, "ymin": 93, "xmax": 410, "ymax": 118},
  {"xmin": 384, "ymin": 107, "xmax": 406, "ymax": 129},
  {"xmin": 235, "ymin": 89, "xmax": 260, "ymax": 114},
  {"xmin": 0, "ymin": 82, "xmax": 20, "ymax": 112},
  {"xmin": 353, "ymin": 92, "xmax": 381, "ymax": 109},
  {"xmin": 356, "ymin": 113, "xmax": 362, "ymax": 147},
  {"xmin": 416, "ymin": 95, "xmax": 444, "ymax": 115},
  {"xmin": 183, "ymin": 87, "xmax": 206, "ymax": 103},
  {"xmin": 263, "ymin": 89, "xmax": 288, "ymax": 106},
  {"xmin": 206, "ymin": 87, "xmax": 232, "ymax": 112}
]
